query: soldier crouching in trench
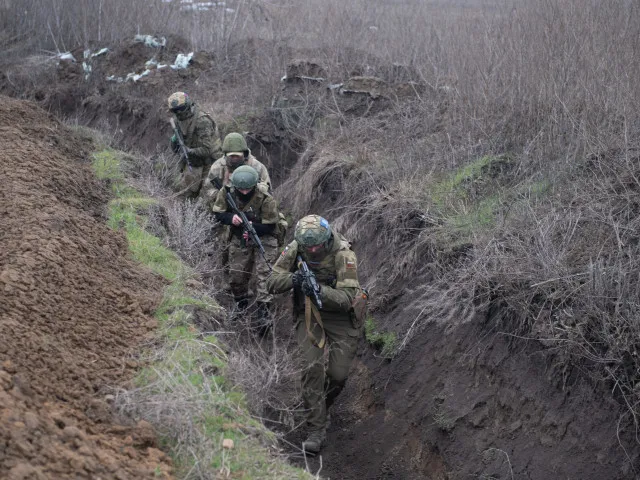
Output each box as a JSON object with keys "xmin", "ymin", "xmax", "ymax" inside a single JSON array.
[{"xmin": 266, "ymin": 215, "xmax": 368, "ymax": 454}]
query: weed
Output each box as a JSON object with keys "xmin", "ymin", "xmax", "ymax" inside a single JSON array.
[{"xmin": 365, "ymin": 317, "xmax": 397, "ymax": 359}]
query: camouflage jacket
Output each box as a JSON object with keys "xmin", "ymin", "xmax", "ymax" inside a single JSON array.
[
  {"xmin": 211, "ymin": 183, "xmax": 279, "ymax": 239},
  {"xmin": 175, "ymin": 106, "xmax": 222, "ymax": 167},
  {"xmin": 266, "ymin": 233, "xmax": 360, "ymax": 319},
  {"xmin": 202, "ymin": 154, "xmax": 271, "ymax": 204}
]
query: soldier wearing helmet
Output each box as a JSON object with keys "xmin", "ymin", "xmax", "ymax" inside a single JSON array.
[
  {"xmin": 167, "ymin": 91, "xmax": 222, "ymax": 199},
  {"xmin": 212, "ymin": 165, "xmax": 279, "ymax": 331},
  {"xmin": 266, "ymin": 215, "xmax": 366, "ymax": 454},
  {"xmin": 202, "ymin": 132, "xmax": 271, "ymax": 207}
]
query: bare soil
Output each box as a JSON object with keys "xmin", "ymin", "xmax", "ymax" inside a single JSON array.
[{"xmin": 0, "ymin": 96, "xmax": 172, "ymax": 479}]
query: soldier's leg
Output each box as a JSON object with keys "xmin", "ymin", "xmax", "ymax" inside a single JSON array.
[
  {"xmin": 295, "ymin": 319, "xmax": 327, "ymax": 432},
  {"xmin": 323, "ymin": 320, "xmax": 362, "ymax": 411},
  {"xmin": 195, "ymin": 163, "xmax": 213, "ymax": 201},
  {"xmin": 255, "ymin": 236, "xmax": 279, "ymax": 304},
  {"xmin": 178, "ymin": 166, "xmax": 204, "ymax": 199},
  {"xmin": 227, "ymin": 238, "xmax": 252, "ymax": 302}
]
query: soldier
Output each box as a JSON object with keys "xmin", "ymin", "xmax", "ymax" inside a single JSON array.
[
  {"xmin": 212, "ymin": 165, "xmax": 279, "ymax": 330},
  {"xmin": 266, "ymin": 215, "xmax": 367, "ymax": 454},
  {"xmin": 202, "ymin": 132, "xmax": 271, "ymax": 207},
  {"xmin": 167, "ymin": 91, "xmax": 221, "ymax": 199}
]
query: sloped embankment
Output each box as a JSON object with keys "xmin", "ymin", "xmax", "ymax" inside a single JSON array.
[{"xmin": 0, "ymin": 96, "xmax": 171, "ymax": 478}]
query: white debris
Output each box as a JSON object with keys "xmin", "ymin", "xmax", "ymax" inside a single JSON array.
[
  {"xmin": 226, "ymin": 7, "xmax": 235, "ymax": 13},
  {"xmin": 134, "ymin": 34, "xmax": 167, "ymax": 48},
  {"xmin": 83, "ymin": 49, "xmax": 91, "ymax": 59},
  {"xmin": 106, "ymin": 75, "xmax": 124, "ymax": 83},
  {"xmin": 157, "ymin": 64, "xmax": 168, "ymax": 69},
  {"xmin": 145, "ymin": 59, "xmax": 158, "ymax": 68},
  {"xmin": 300, "ymin": 76, "xmax": 325, "ymax": 82},
  {"xmin": 125, "ymin": 69, "xmax": 152, "ymax": 82},
  {"xmin": 280, "ymin": 75, "xmax": 287, "ymax": 82},
  {"xmin": 91, "ymin": 48, "xmax": 109, "ymax": 58},
  {"xmin": 55, "ymin": 52, "xmax": 76, "ymax": 62},
  {"xmin": 181, "ymin": 1, "xmax": 217, "ymax": 10},
  {"xmin": 171, "ymin": 52, "xmax": 194, "ymax": 70},
  {"xmin": 328, "ymin": 83, "xmax": 344, "ymax": 90},
  {"xmin": 82, "ymin": 61, "xmax": 92, "ymax": 80}
]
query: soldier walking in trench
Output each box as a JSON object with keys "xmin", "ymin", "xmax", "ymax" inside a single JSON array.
[
  {"xmin": 212, "ymin": 165, "xmax": 280, "ymax": 331},
  {"xmin": 167, "ymin": 91, "xmax": 221, "ymax": 200},
  {"xmin": 201, "ymin": 132, "xmax": 271, "ymax": 208},
  {"xmin": 266, "ymin": 215, "xmax": 368, "ymax": 454}
]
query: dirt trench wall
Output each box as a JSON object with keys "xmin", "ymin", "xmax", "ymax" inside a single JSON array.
[
  {"xmin": 0, "ymin": 96, "xmax": 171, "ymax": 478},
  {"xmin": 315, "ymin": 312, "xmax": 638, "ymax": 480}
]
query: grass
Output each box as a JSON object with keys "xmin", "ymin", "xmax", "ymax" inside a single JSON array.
[
  {"xmin": 364, "ymin": 316, "xmax": 397, "ymax": 359},
  {"xmin": 89, "ymin": 143, "xmax": 312, "ymax": 479}
]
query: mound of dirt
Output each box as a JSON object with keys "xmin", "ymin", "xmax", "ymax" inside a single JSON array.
[{"xmin": 0, "ymin": 96, "xmax": 172, "ymax": 478}]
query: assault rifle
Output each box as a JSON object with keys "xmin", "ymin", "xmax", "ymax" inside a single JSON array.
[
  {"xmin": 170, "ymin": 118, "xmax": 192, "ymax": 172},
  {"xmin": 296, "ymin": 255, "xmax": 323, "ymax": 310},
  {"xmin": 212, "ymin": 178, "xmax": 272, "ymax": 271}
]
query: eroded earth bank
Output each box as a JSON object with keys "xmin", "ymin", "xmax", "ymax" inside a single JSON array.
[{"xmin": 0, "ymin": 97, "xmax": 172, "ymax": 479}]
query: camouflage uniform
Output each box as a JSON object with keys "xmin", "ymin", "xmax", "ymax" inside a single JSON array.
[
  {"xmin": 202, "ymin": 154, "xmax": 271, "ymax": 206},
  {"xmin": 168, "ymin": 93, "xmax": 222, "ymax": 199},
  {"xmin": 266, "ymin": 227, "xmax": 363, "ymax": 447},
  {"xmin": 212, "ymin": 182, "xmax": 279, "ymax": 307}
]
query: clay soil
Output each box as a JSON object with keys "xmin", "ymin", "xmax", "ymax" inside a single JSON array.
[{"xmin": 0, "ymin": 96, "xmax": 172, "ymax": 479}]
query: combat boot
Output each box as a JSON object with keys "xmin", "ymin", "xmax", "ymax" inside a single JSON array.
[{"xmin": 302, "ymin": 428, "xmax": 326, "ymax": 454}]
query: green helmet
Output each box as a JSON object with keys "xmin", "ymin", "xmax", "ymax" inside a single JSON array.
[
  {"xmin": 222, "ymin": 132, "xmax": 249, "ymax": 155},
  {"xmin": 295, "ymin": 215, "xmax": 332, "ymax": 247},
  {"xmin": 231, "ymin": 165, "xmax": 259, "ymax": 189}
]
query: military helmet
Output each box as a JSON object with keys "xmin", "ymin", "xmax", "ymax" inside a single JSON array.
[
  {"xmin": 222, "ymin": 132, "xmax": 249, "ymax": 156},
  {"xmin": 231, "ymin": 165, "xmax": 259, "ymax": 189},
  {"xmin": 167, "ymin": 91, "xmax": 192, "ymax": 112},
  {"xmin": 294, "ymin": 215, "xmax": 332, "ymax": 247}
]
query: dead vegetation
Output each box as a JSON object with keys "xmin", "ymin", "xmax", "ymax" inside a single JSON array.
[{"xmin": 5, "ymin": 0, "xmax": 640, "ymax": 474}]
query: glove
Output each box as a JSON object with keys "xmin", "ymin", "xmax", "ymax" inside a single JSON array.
[
  {"xmin": 291, "ymin": 270, "xmax": 305, "ymax": 289},
  {"xmin": 302, "ymin": 277, "xmax": 320, "ymax": 299}
]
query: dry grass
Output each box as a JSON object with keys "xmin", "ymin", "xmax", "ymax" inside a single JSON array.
[{"xmin": 11, "ymin": 0, "xmax": 640, "ymax": 460}]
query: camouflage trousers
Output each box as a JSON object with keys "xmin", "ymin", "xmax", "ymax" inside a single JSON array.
[
  {"xmin": 176, "ymin": 164, "xmax": 209, "ymax": 199},
  {"xmin": 227, "ymin": 234, "xmax": 278, "ymax": 303},
  {"xmin": 295, "ymin": 315, "xmax": 362, "ymax": 431}
]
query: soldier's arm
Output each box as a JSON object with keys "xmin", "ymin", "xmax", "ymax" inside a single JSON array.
[
  {"xmin": 211, "ymin": 189, "xmax": 232, "ymax": 224},
  {"xmin": 202, "ymin": 159, "xmax": 226, "ymax": 205},
  {"xmin": 266, "ymin": 243, "xmax": 297, "ymax": 294},
  {"xmin": 320, "ymin": 250, "xmax": 360, "ymax": 312},
  {"xmin": 190, "ymin": 116, "xmax": 217, "ymax": 160},
  {"xmin": 248, "ymin": 194, "xmax": 276, "ymax": 236},
  {"xmin": 260, "ymin": 166, "xmax": 272, "ymax": 190}
]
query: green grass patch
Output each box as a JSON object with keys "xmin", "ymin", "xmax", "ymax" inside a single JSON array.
[
  {"xmin": 426, "ymin": 155, "xmax": 514, "ymax": 240},
  {"xmin": 365, "ymin": 316, "xmax": 397, "ymax": 359},
  {"xmin": 90, "ymin": 143, "xmax": 312, "ymax": 480},
  {"xmin": 446, "ymin": 195, "xmax": 501, "ymax": 233},
  {"xmin": 92, "ymin": 148, "xmax": 124, "ymax": 182}
]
